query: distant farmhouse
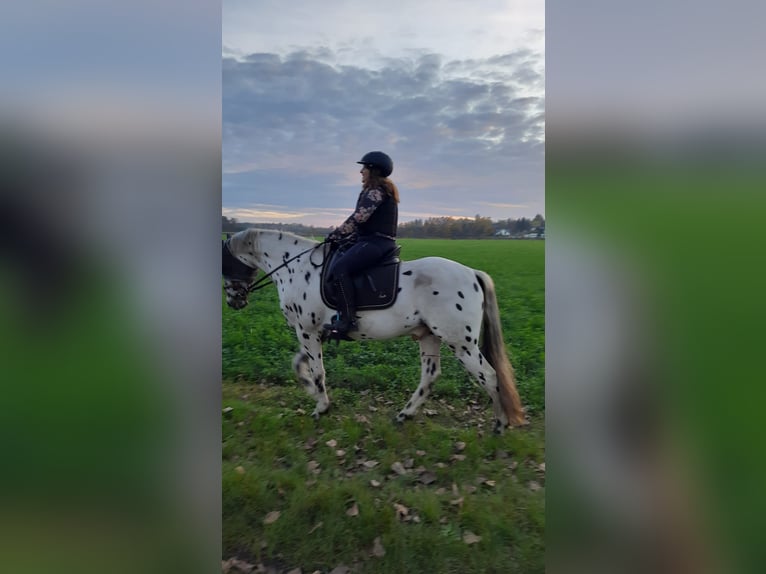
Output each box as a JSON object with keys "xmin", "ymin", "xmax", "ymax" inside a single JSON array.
[{"xmin": 495, "ymin": 227, "xmax": 544, "ymax": 239}]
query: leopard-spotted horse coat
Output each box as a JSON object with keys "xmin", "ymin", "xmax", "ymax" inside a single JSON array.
[{"xmin": 222, "ymin": 229, "xmax": 525, "ymax": 433}]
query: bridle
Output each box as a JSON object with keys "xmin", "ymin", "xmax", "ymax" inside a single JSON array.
[{"xmin": 222, "ymin": 238, "xmax": 331, "ymax": 296}]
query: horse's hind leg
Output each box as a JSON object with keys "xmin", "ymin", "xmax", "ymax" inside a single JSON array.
[
  {"xmin": 451, "ymin": 343, "xmax": 509, "ymax": 433},
  {"xmin": 395, "ymin": 334, "xmax": 441, "ymax": 423},
  {"xmin": 292, "ymin": 333, "xmax": 330, "ymax": 419}
]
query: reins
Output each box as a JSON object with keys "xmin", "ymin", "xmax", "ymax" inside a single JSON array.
[{"xmin": 247, "ymin": 240, "xmax": 329, "ymax": 293}]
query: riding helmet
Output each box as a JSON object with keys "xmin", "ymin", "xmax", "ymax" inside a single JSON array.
[{"xmin": 357, "ymin": 151, "xmax": 393, "ymax": 177}]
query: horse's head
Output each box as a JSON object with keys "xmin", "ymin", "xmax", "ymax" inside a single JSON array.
[{"xmin": 222, "ymin": 239, "xmax": 257, "ymax": 310}]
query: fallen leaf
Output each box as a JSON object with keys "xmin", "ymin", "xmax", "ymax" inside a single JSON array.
[
  {"xmin": 336, "ymin": 449, "xmax": 346, "ymax": 457},
  {"xmin": 346, "ymin": 503, "xmax": 359, "ymax": 517},
  {"xmin": 222, "ymin": 557, "xmax": 256, "ymax": 573},
  {"xmin": 286, "ymin": 569, "xmax": 302, "ymax": 574},
  {"xmin": 484, "ymin": 480, "xmax": 496, "ymax": 487},
  {"xmin": 528, "ymin": 481, "xmax": 542, "ymax": 491},
  {"xmin": 223, "ymin": 406, "xmax": 234, "ymax": 416},
  {"xmin": 304, "ymin": 438, "xmax": 318, "ymax": 451},
  {"xmin": 455, "ymin": 441, "xmax": 466, "ymax": 451},
  {"xmin": 418, "ymin": 472, "xmax": 437, "ymax": 485},
  {"xmin": 403, "ymin": 458, "xmax": 414, "ymax": 469},
  {"xmin": 372, "ymin": 536, "xmax": 386, "ymax": 558},
  {"xmin": 354, "ymin": 414, "xmax": 370, "ymax": 424},
  {"xmin": 393, "ymin": 502, "xmax": 409, "ymax": 519},
  {"xmin": 450, "ymin": 454, "xmax": 466, "ymax": 462},
  {"xmin": 370, "ymin": 479, "xmax": 381, "ymax": 488},
  {"xmin": 538, "ymin": 462, "xmax": 546, "ymax": 472},
  {"xmin": 368, "ymin": 406, "xmax": 378, "ymax": 412},
  {"xmin": 391, "ymin": 462, "xmax": 407, "ymax": 475},
  {"xmin": 463, "ymin": 485, "xmax": 478, "ymax": 494},
  {"xmin": 362, "ymin": 460, "xmax": 379, "ymax": 469},
  {"xmin": 326, "ymin": 439, "xmax": 338, "ymax": 448},
  {"xmin": 412, "ymin": 515, "xmax": 421, "ymax": 523},
  {"xmin": 463, "ymin": 531, "xmax": 482, "ymax": 545},
  {"xmin": 263, "ymin": 511, "xmax": 281, "ymax": 525},
  {"xmin": 435, "ymin": 487, "xmax": 447, "ymax": 495},
  {"xmin": 295, "ymin": 408, "xmax": 306, "ymax": 415},
  {"xmin": 424, "ymin": 408, "xmax": 438, "ymax": 416},
  {"xmin": 449, "ymin": 497, "xmax": 464, "ymax": 507},
  {"xmin": 235, "ymin": 466, "xmax": 246, "ymax": 475},
  {"xmin": 416, "ymin": 450, "xmax": 426, "ymax": 456},
  {"xmin": 414, "ymin": 466, "xmax": 428, "ymax": 475},
  {"xmin": 435, "ymin": 462, "xmax": 447, "ymax": 469},
  {"xmin": 452, "ymin": 483, "xmax": 460, "ymax": 496},
  {"xmin": 307, "ymin": 460, "xmax": 321, "ymax": 473},
  {"xmin": 308, "ymin": 521, "xmax": 323, "ymax": 534},
  {"xmin": 329, "ymin": 566, "xmax": 350, "ymax": 574}
]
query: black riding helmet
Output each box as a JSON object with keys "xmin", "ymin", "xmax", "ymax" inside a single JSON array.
[{"xmin": 357, "ymin": 151, "xmax": 393, "ymax": 177}]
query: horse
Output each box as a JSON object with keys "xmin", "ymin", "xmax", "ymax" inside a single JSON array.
[{"xmin": 222, "ymin": 228, "xmax": 526, "ymax": 433}]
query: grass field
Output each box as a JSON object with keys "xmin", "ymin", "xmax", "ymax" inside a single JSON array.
[{"xmin": 222, "ymin": 238, "xmax": 545, "ymax": 574}]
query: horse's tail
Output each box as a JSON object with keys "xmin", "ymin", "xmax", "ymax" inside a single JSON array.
[{"xmin": 475, "ymin": 270, "xmax": 526, "ymax": 427}]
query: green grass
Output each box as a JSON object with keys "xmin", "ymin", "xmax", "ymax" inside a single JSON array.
[
  {"xmin": 223, "ymin": 239, "xmax": 544, "ymax": 414},
  {"xmin": 223, "ymin": 239, "xmax": 545, "ymax": 573}
]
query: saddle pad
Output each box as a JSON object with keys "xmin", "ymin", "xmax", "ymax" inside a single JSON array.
[{"xmin": 320, "ymin": 248, "xmax": 401, "ymax": 311}]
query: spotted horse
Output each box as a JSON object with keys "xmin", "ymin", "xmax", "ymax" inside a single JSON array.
[{"xmin": 222, "ymin": 229, "xmax": 526, "ymax": 433}]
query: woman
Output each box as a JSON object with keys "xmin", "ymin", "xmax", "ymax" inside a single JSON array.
[{"xmin": 324, "ymin": 151, "xmax": 399, "ymax": 338}]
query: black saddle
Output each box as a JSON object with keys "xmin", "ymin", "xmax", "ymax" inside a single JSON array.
[{"xmin": 320, "ymin": 244, "xmax": 402, "ymax": 311}]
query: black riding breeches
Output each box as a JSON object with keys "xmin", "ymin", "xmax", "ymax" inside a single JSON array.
[{"xmin": 329, "ymin": 236, "xmax": 394, "ymax": 280}]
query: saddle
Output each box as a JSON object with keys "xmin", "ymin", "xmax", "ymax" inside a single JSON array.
[{"xmin": 320, "ymin": 244, "xmax": 402, "ymax": 311}]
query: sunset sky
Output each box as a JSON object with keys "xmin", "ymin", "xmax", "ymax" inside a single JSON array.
[{"xmin": 223, "ymin": 0, "xmax": 544, "ymax": 228}]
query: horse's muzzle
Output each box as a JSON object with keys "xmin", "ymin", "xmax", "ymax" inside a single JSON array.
[{"xmin": 227, "ymin": 296, "xmax": 249, "ymax": 310}]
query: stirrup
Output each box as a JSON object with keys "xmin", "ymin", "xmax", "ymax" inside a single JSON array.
[{"xmin": 322, "ymin": 316, "xmax": 357, "ymax": 344}]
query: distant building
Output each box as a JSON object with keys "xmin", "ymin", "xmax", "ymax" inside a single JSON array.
[
  {"xmin": 495, "ymin": 229, "xmax": 511, "ymax": 237},
  {"xmin": 524, "ymin": 227, "xmax": 545, "ymax": 239}
]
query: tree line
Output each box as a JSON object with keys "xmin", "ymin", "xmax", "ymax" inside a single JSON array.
[
  {"xmin": 222, "ymin": 214, "xmax": 545, "ymax": 239},
  {"xmin": 398, "ymin": 214, "xmax": 544, "ymax": 238}
]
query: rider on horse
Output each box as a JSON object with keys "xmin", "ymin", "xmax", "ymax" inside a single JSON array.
[{"xmin": 323, "ymin": 151, "xmax": 400, "ymax": 339}]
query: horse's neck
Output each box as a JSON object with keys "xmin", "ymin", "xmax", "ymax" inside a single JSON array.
[{"xmin": 250, "ymin": 229, "xmax": 317, "ymax": 271}]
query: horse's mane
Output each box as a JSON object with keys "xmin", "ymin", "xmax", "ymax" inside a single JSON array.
[{"xmin": 244, "ymin": 228, "xmax": 319, "ymax": 245}]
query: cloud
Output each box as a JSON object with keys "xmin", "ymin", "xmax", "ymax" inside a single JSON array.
[{"xmin": 223, "ymin": 47, "xmax": 544, "ymax": 224}]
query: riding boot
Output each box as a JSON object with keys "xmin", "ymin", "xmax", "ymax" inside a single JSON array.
[{"xmin": 323, "ymin": 274, "xmax": 358, "ymax": 339}]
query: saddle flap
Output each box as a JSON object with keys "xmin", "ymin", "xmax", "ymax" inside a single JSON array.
[{"xmin": 320, "ymin": 244, "xmax": 402, "ymax": 311}]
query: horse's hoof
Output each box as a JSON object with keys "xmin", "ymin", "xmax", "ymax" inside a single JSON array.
[
  {"xmin": 493, "ymin": 420, "xmax": 506, "ymax": 435},
  {"xmin": 312, "ymin": 405, "xmax": 329, "ymax": 421},
  {"xmin": 394, "ymin": 412, "xmax": 409, "ymax": 425}
]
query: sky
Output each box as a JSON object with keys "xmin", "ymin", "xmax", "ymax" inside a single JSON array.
[{"xmin": 223, "ymin": 0, "xmax": 544, "ymax": 228}]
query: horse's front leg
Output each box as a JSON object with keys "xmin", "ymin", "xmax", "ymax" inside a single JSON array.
[
  {"xmin": 396, "ymin": 334, "xmax": 441, "ymax": 424},
  {"xmin": 292, "ymin": 330, "xmax": 330, "ymax": 419}
]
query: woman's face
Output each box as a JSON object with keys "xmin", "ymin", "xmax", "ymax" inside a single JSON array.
[{"xmin": 360, "ymin": 165, "xmax": 370, "ymax": 186}]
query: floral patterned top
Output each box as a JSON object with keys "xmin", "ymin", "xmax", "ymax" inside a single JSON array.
[{"xmin": 329, "ymin": 187, "xmax": 387, "ymax": 242}]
